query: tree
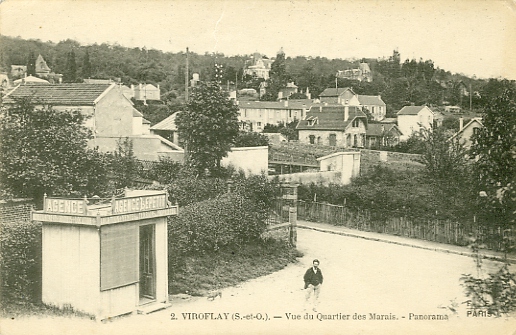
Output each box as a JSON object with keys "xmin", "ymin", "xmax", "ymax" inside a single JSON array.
[
  {"xmin": 63, "ymin": 49, "xmax": 77, "ymax": 83},
  {"xmin": 176, "ymin": 81, "xmax": 240, "ymax": 176},
  {"xmin": 419, "ymin": 127, "xmax": 475, "ymax": 217},
  {"xmin": 26, "ymin": 50, "xmax": 36, "ymax": 76},
  {"xmin": 471, "ymin": 80, "xmax": 516, "ymax": 227},
  {"xmin": 0, "ymin": 98, "xmax": 93, "ymax": 203},
  {"xmin": 261, "ymin": 49, "xmax": 290, "ymax": 101},
  {"xmin": 234, "ymin": 131, "xmax": 269, "ymax": 147},
  {"xmin": 82, "ymin": 49, "xmax": 92, "ymax": 79},
  {"xmin": 109, "ymin": 137, "xmax": 142, "ymax": 190}
]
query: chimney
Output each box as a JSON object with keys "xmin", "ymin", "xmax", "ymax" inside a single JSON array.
[
  {"xmin": 306, "ymin": 87, "xmax": 311, "ymax": 99},
  {"xmin": 410, "ymin": 102, "xmax": 415, "ymax": 106},
  {"xmin": 284, "ymin": 100, "xmax": 288, "ymax": 107},
  {"xmin": 459, "ymin": 117, "xmax": 464, "ymax": 131},
  {"xmin": 319, "ymin": 106, "xmax": 322, "ymax": 113},
  {"xmin": 344, "ymin": 106, "xmax": 349, "ymax": 121}
]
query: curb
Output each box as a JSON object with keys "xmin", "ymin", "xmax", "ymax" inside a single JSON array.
[{"xmin": 298, "ymin": 224, "xmax": 516, "ymax": 265}]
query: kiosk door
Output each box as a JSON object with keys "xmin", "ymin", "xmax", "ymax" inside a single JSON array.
[{"xmin": 139, "ymin": 224, "xmax": 156, "ymax": 302}]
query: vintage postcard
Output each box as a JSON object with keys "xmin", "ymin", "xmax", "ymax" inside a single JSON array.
[{"xmin": 0, "ymin": 0, "xmax": 515, "ymax": 334}]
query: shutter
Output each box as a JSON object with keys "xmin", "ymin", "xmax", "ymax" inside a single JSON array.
[{"xmin": 100, "ymin": 223, "xmax": 138, "ymax": 291}]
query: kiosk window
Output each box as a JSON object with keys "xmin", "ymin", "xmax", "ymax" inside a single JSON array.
[{"xmin": 100, "ymin": 223, "xmax": 138, "ymax": 291}]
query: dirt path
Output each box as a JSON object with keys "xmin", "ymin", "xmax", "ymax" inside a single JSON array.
[{"xmin": 2, "ymin": 229, "xmax": 515, "ymax": 335}]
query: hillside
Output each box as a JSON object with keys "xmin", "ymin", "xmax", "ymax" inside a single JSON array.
[{"xmin": 0, "ymin": 35, "xmax": 498, "ymax": 117}]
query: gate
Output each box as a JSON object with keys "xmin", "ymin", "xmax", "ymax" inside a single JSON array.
[{"xmin": 267, "ymin": 183, "xmax": 298, "ymax": 246}]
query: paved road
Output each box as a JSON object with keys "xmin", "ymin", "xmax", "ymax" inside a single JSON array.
[{"xmin": 2, "ymin": 228, "xmax": 515, "ymax": 335}]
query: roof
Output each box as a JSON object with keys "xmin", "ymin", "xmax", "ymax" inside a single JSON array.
[
  {"xmin": 132, "ymin": 109, "xmax": 143, "ymax": 117},
  {"xmin": 150, "ymin": 111, "xmax": 181, "ymax": 131},
  {"xmin": 296, "ymin": 105, "xmax": 366, "ymax": 131},
  {"xmin": 318, "ymin": 87, "xmax": 354, "ymax": 97},
  {"xmin": 3, "ymin": 83, "xmax": 113, "ymax": 106},
  {"xmin": 397, "ymin": 105, "xmax": 433, "ymax": 115},
  {"xmin": 35, "ymin": 54, "xmax": 51, "ymax": 72},
  {"xmin": 238, "ymin": 100, "xmax": 313, "ymax": 110},
  {"xmin": 366, "ymin": 123, "xmax": 403, "ymax": 137},
  {"xmin": 357, "ymin": 95, "xmax": 385, "ymax": 106},
  {"xmin": 13, "ymin": 75, "xmax": 50, "ymax": 85}
]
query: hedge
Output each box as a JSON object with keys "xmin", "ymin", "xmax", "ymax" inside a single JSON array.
[{"xmin": 0, "ymin": 220, "xmax": 42, "ymax": 304}]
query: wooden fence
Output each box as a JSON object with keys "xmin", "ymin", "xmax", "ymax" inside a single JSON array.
[{"xmin": 297, "ymin": 200, "xmax": 516, "ymax": 252}]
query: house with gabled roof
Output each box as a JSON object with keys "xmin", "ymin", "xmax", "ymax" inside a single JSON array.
[
  {"xmin": 357, "ymin": 94, "xmax": 386, "ymax": 121},
  {"xmin": 3, "ymin": 83, "xmax": 182, "ymax": 161},
  {"xmin": 365, "ymin": 123, "xmax": 403, "ymax": 148},
  {"xmin": 396, "ymin": 105, "xmax": 434, "ymax": 140},
  {"xmin": 319, "ymin": 87, "xmax": 360, "ymax": 106},
  {"xmin": 237, "ymin": 99, "xmax": 314, "ymax": 132},
  {"xmin": 448, "ymin": 117, "xmax": 483, "ymax": 150},
  {"xmin": 296, "ymin": 105, "xmax": 368, "ymax": 148}
]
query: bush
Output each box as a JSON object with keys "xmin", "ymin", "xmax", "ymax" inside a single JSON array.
[
  {"xmin": 167, "ymin": 173, "xmax": 279, "ymax": 267},
  {"xmin": 0, "ymin": 220, "xmax": 42, "ymax": 304}
]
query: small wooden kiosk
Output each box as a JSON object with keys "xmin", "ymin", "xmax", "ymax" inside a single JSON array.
[{"xmin": 32, "ymin": 190, "xmax": 177, "ymax": 320}]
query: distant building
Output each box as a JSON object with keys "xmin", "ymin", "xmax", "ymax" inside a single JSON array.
[
  {"xmin": 13, "ymin": 75, "xmax": 50, "ymax": 85},
  {"xmin": 35, "ymin": 54, "xmax": 51, "ymax": 76},
  {"xmin": 396, "ymin": 105, "xmax": 435, "ymax": 140},
  {"xmin": 132, "ymin": 83, "xmax": 160, "ymax": 102},
  {"xmin": 238, "ymin": 99, "xmax": 314, "ymax": 132},
  {"xmin": 448, "ymin": 117, "xmax": 483, "ymax": 150},
  {"xmin": 3, "ymin": 83, "xmax": 181, "ymax": 161},
  {"xmin": 278, "ymin": 82, "xmax": 298, "ymax": 100},
  {"xmin": 336, "ymin": 63, "xmax": 372, "ymax": 82},
  {"xmin": 319, "ymin": 87, "xmax": 360, "ymax": 106},
  {"xmin": 357, "ymin": 95, "xmax": 386, "ymax": 121},
  {"xmin": 296, "ymin": 105, "xmax": 368, "ymax": 148},
  {"xmin": 365, "ymin": 123, "xmax": 403, "ymax": 148},
  {"xmin": 11, "ymin": 65, "xmax": 27, "ymax": 79},
  {"xmin": 244, "ymin": 53, "xmax": 273, "ymax": 80}
]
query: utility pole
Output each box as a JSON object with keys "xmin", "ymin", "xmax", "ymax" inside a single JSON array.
[
  {"xmin": 185, "ymin": 47, "xmax": 189, "ymax": 102},
  {"xmin": 469, "ymin": 82, "xmax": 472, "ymax": 112}
]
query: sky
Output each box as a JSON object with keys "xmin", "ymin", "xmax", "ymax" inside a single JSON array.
[{"xmin": 1, "ymin": 0, "xmax": 516, "ymax": 80}]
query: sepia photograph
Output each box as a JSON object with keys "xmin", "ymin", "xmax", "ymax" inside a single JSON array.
[{"xmin": 0, "ymin": 0, "xmax": 515, "ymax": 334}]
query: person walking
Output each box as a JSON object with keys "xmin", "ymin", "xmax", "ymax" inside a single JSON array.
[{"xmin": 304, "ymin": 259, "xmax": 323, "ymax": 312}]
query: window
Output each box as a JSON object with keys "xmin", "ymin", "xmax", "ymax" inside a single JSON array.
[
  {"xmin": 352, "ymin": 119, "xmax": 360, "ymax": 127},
  {"xmin": 473, "ymin": 127, "xmax": 480, "ymax": 135},
  {"xmin": 329, "ymin": 133, "xmax": 337, "ymax": 146},
  {"xmin": 309, "ymin": 135, "xmax": 315, "ymax": 144},
  {"xmin": 257, "ymin": 122, "xmax": 262, "ymax": 128},
  {"xmin": 100, "ymin": 223, "xmax": 138, "ymax": 291}
]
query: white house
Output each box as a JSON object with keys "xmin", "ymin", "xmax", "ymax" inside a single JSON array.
[
  {"xmin": 397, "ymin": 105, "xmax": 435, "ymax": 140},
  {"xmin": 449, "ymin": 117, "xmax": 483, "ymax": 150}
]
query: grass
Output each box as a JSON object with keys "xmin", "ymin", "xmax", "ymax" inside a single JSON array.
[
  {"xmin": 0, "ymin": 301, "xmax": 95, "ymax": 320},
  {"xmin": 169, "ymin": 238, "xmax": 303, "ymax": 296}
]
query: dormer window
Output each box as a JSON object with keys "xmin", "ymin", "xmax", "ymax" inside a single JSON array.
[
  {"xmin": 306, "ymin": 116, "xmax": 318, "ymax": 126},
  {"xmin": 352, "ymin": 119, "xmax": 360, "ymax": 128}
]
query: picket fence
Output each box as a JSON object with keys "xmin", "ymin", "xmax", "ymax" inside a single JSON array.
[{"xmin": 297, "ymin": 200, "xmax": 516, "ymax": 252}]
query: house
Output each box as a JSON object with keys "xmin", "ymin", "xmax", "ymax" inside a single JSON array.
[
  {"xmin": 336, "ymin": 62, "xmax": 372, "ymax": 82},
  {"xmin": 244, "ymin": 53, "xmax": 273, "ymax": 80},
  {"xmin": 35, "ymin": 54, "xmax": 51, "ymax": 76},
  {"xmin": 319, "ymin": 87, "xmax": 360, "ymax": 106},
  {"xmin": 396, "ymin": 105, "xmax": 435, "ymax": 140},
  {"xmin": 237, "ymin": 99, "xmax": 314, "ymax": 132},
  {"xmin": 357, "ymin": 95, "xmax": 386, "ymax": 121},
  {"xmin": 11, "ymin": 65, "xmax": 27, "ymax": 79},
  {"xmin": 132, "ymin": 83, "xmax": 161, "ymax": 102},
  {"xmin": 150, "ymin": 111, "xmax": 182, "ymax": 146},
  {"xmin": 296, "ymin": 105, "xmax": 368, "ymax": 148},
  {"xmin": 449, "ymin": 117, "xmax": 483, "ymax": 150},
  {"xmin": 3, "ymin": 83, "xmax": 182, "ymax": 161},
  {"xmin": 278, "ymin": 82, "xmax": 298, "ymax": 100},
  {"xmin": 365, "ymin": 123, "xmax": 403, "ymax": 148}
]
